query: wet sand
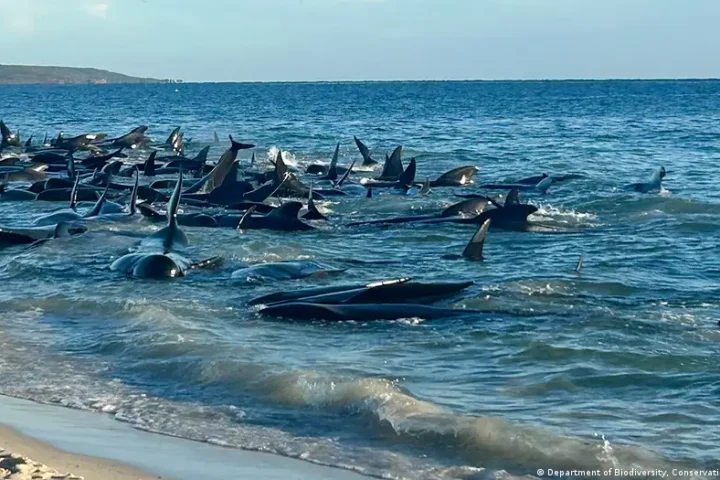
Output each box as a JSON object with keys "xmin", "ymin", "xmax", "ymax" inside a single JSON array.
[{"xmin": 0, "ymin": 395, "xmax": 368, "ymax": 480}]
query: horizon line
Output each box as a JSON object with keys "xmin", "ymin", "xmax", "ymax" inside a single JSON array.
[
  {"xmin": 183, "ymin": 77, "xmax": 720, "ymax": 84},
  {"xmin": 3, "ymin": 78, "xmax": 720, "ymax": 86}
]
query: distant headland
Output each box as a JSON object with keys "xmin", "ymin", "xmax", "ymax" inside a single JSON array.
[{"xmin": 0, "ymin": 65, "xmax": 177, "ymax": 85}]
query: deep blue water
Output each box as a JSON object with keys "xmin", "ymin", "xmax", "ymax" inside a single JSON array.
[{"xmin": 1, "ymin": 81, "xmax": 720, "ymax": 480}]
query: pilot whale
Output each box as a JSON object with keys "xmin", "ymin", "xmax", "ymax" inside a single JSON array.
[{"xmin": 111, "ymin": 171, "xmax": 221, "ymax": 279}]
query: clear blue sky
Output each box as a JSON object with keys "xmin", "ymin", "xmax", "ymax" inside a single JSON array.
[{"xmin": 1, "ymin": 0, "xmax": 718, "ymax": 82}]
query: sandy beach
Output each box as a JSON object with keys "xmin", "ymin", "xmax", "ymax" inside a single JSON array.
[
  {"xmin": 1, "ymin": 424, "xmax": 157, "ymax": 480},
  {"xmin": 0, "ymin": 395, "xmax": 367, "ymax": 480}
]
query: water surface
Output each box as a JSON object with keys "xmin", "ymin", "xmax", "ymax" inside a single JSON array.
[{"xmin": 1, "ymin": 80, "xmax": 719, "ymax": 480}]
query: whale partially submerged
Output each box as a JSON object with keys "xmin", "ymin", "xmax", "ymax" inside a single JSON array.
[
  {"xmin": 0, "ymin": 222, "xmax": 86, "ymax": 249},
  {"xmin": 232, "ymin": 260, "xmax": 344, "ymax": 282},
  {"xmin": 111, "ymin": 171, "xmax": 221, "ymax": 279},
  {"xmin": 629, "ymin": 167, "xmax": 666, "ymax": 193},
  {"xmin": 249, "ymin": 278, "xmax": 474, "ymax": 306},
  {"xmin": 260, "ymin": 302, "xmax": 475, "ymax": 321}
]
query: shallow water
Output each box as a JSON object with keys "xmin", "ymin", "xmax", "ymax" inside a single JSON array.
[{"xmin": 1, "ymin": 81, "xmax": 719, "ymax": 480}]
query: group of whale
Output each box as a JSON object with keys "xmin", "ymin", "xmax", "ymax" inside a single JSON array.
[{"xmin": 0, "ymin": 120, "xmax": 668, "ymax": 321}]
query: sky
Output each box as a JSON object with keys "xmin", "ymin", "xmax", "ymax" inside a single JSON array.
[{"xmin": 0, "ymin": 0, "xmax": 718, "ymax": 82}]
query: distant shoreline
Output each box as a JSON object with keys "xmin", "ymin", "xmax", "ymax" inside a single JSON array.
[{"xmin": 0, "ymin": 65, "xmax": 175, "ymax": 85}]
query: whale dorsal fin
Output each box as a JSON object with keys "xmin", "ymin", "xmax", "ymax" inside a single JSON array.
[
  {"xmin": 327, "ymin": 143, "xmax": 340, "ymax": 180},
  {"xmin": 214, "ymin": 131, "xmax": 220, "ymax": 143},
  {"xmin": 165, "ymin": 127, "xmax": 180, "ymax": 145},
  {"xmin": 505, "ymin": 188, "xmax": 520, "ymax": 206},
  {"xmin": 462, "ymin": 219, "xmax": 491, "ymax": 261},
  {"xmin": 193, "ymin": 146, "xmax": 211, "ymax": 164},
  {"xmin": 305, "ymin": 183, "xmax": 328, "ymax": 220},
  {"xmin": 143, "ymin": 151, "xmax": 157, "ymax": 177},
  {"xmin": 273, "ymin": 151, "xmax": 288, "ymax": 186},
  {"xmin": 308, "ymin": 182, "xmax": 316, "ymax": 209}
]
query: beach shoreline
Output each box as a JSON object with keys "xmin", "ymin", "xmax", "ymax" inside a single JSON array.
[
  {"xmin": 0, "ymin": 394, "xmax": 368, "ymax": 480},
  {"xmin": 0, "ymin": 423, "xmax": 158, "ymax": 480}
]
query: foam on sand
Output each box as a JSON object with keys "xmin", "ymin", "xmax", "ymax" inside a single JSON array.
[{"xmin": 0, "ymin": 394, "xmax": 367, "ymax": 480}]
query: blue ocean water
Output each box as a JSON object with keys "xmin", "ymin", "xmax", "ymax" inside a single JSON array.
[{"xmin": 1, "ymin": 81, "xmax": 719, "ymax": 480}]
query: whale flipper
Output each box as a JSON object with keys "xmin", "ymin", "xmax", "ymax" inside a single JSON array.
[
  {"xmin": 379, "ymin": 146, "xmax": 403, "ymax": 180},
  {"xmin": 269, "ymin": 202, "xmax": 304, "ymax": 220},
  {"xmin": 0, "ymin": 121, "xmax": 21, "ymax": 148},
  {"xmin": 462, "ymin": 220, "xmax": 490, "ymax": 261},
  {"xmin": 69, "ymin": 174, "xmax": 81, "ymax": 210},
  {"xmin": 237, "ymin": 205, "xmax": 257, "ymax": 230},
  {"xmin": 110, "ymin": 126, "xmax": 149, "ymax": 149},
  {"xmin": 536, "ymin": 176, "xmax": 553, "ymax": 194},
  {"xmin": 187, "ymin": 137, "xmax": 249, "ymax": 194},
  {"xmin": 128, "ymin": 169, "xmax": 139, "ymax": 216},
  {"xmin": 575, "ymin": 255, "xmax": 583, "ymax": 274},
  {"xmin": 137, "ymin": 203, "xmax": 166, "ymax": 221},
  {"xmin": 336, "ymin": 159, "xmax": 356, "ymax": 188},
  {"xmin": 441, "ymin": 198, "xmax": 489, "ymax": 217},
  {"xmin": 229, "ymin": 135, "xmax": 255, "ymax": 151},
  {"xmin": 67, "ymin": 154, "xmax": 76, "ymax": 181},
  {"xmin": 354, "ymin": 136, "xmax": 378, "ymax": 166},
  {"xmin": 191, "ymin": 255, "xmax": 224, "ymax": 270},
  {"xmin": 85, "ymin": 180, "xmax": 112, "ymax": 218},
  {"xmin": 53, "ymin": 222, "xmax": 87, "ymax": 238},
  {"xmin": 164, "ymin": 127, "xmax": 181, "ymax": 147},
  {"xmin": 397, "ymin": 158, "xmax": 416, "ymax": 189}
]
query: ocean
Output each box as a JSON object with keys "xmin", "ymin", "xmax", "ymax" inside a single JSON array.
[{"xmin": 1, "ymin": 80, "xmax": 719, "ymax": 479}]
